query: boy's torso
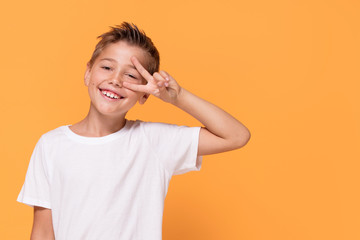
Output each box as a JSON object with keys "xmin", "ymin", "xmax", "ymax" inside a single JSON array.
[{"xmin": 43, "ymin": 120, "xmax": 169, "ymax": 239}]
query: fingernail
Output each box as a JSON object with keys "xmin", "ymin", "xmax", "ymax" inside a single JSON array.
[{"xmin": 165, "ymin": 82, "xmax": 169, "ymax": 87}]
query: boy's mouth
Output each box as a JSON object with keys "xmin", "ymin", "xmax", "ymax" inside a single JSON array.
[{"xmin": 99, "ymin": 88, "xmax": 124, "ymax": 100}]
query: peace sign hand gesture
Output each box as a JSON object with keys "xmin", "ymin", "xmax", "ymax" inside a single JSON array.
[{"xmin": 122, "ymin": 56, "xmax": 182, "ymax": 105}]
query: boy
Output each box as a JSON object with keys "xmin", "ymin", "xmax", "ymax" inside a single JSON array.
[{"xmin": 17, "ymin": 22, "xmax": 251, "ymax": 240}]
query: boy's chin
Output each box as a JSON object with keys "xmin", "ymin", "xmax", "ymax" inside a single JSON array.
[
  {"xmin": 100, "ymin": 112, "xmax": 128, "ymax": 119},
  {"xmin": 93, "ymin": 106, "xmax": 127, "ymax": 117}
]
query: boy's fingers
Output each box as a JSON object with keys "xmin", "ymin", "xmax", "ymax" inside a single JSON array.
[
  {"xmin": 131, "ymin": 56, "xmax": 154, "ymax": 83},
  {"xmin": 153, "ymin": 72, "xmax": 168, "ymax": 91},
  {"xmin": 122, "ymin": 81, "xmax": 148, "ymax": 93},
  {"xmin": 159, "ymin": 70, "xmax": 170, "ymax": 81},
  {"xmin": 159, "ymin": 71, "xmax": 170, "ymax": 87},
  {"xmin": 123, "ymin": 81, "xmax": 164, "ymax": 97},
  {"xmin": 153, "ymin": 72, "xmax": 165, "ymax": 83}
]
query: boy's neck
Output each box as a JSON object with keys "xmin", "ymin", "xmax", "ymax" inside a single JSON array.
[{"xmin": 69, "ymin": 105, "xmax": 127, "ymax": 138}]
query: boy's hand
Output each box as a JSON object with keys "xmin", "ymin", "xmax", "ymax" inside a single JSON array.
[
  {"xmin": 122, "ymin": 56, "xmax": 182, "ymax": 104},
  {"xmin": 125, "ymin": 58, "xmax": 251, "ymax": 157}
]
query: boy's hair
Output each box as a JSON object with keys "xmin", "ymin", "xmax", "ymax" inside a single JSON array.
[{"xmin": 88, "ymin": 22, "xmax": 160, "ymax": 75}]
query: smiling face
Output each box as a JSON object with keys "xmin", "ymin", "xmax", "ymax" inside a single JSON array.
[{"xmin": 84, "ymin": 40, "xmax": 151, "ymax": 117}]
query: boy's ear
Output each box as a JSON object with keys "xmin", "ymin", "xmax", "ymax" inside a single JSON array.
[
  {"xmin": 138, "ymin": 93, "xmax": 150, "ymax": 105},
  {"xmin": 84, "ymin": 62, "xmax": 91, "ymax": 86}
]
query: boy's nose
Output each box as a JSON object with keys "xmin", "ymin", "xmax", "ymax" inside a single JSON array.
[{"xmin": 109, "ymin": 75, "xmax": 123, "ymax": 87}]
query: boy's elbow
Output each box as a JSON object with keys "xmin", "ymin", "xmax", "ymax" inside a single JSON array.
[{"xmin": 233, "ymin": 129, "xmax": 251, "ymax": 149}]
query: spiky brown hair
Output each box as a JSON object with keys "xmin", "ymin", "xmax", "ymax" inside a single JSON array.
[{"xmin": 88, "ymin": 22, "xmax": 160, "ymax": 75}]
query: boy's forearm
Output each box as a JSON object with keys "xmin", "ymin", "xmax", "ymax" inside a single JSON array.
[
  {"xmin": 30, "ymin": 234, "xmax": 55, "ymax": 240},
  {"xmin": 30, "ymin": 229, "xmax": 55, "ymax": 240},
  {"xmin": 173, "ymin": 87, "xmax": 250, "ymax": 145}
]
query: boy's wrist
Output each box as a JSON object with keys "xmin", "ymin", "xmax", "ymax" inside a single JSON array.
[{"xmin": 172, "ymin": 87, "xmax": 185, "ymax": 107}]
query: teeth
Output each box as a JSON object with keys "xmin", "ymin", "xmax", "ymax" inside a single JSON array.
[{"xmin": 101, "ymin": 90, "xmax": 120, "ymax": 99}]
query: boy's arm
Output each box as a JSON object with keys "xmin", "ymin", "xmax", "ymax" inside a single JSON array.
[
  {"xmin": 123, "ymin": 56, "xmax": 251, "ymax": 156},
  {"xmin": 172, "ymin": 87, "xmax": 250, "ymax": 156},
  {"xmin": 31, "ymin": 206, "xmax": 55, "ymax": 240}
]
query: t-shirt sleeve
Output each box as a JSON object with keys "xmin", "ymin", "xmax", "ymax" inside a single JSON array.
[
  {"xmin": 141, "ymin": 121, "xmax": 203, "ymax": 176},
  {"xmin": 17, "ymin": 135, "xmax": 51, "ymax": 209}
]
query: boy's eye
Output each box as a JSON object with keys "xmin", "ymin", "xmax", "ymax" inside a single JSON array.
[
  {"xmin": 127, "ymin": 74, "xmax": 137, "ymax": 79},
  {"xmin": 101, "ymin": 66, "xmax": 112, "ymax": 71}
]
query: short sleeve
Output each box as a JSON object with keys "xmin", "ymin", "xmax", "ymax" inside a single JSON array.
[
  {"xmin": 17, "ymin": 135, "xmax": 52, "ymax": 209},
  {"xmin": 141, "ymin": 121, "xmax": 203, "ymax": 176}
]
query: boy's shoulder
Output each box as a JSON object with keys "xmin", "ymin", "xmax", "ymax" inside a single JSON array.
[
  {"xmin": 38, "ymin": 120, "xmax": 183, "ymax": 142},
  {"xmin": 37, "ymin": 121, "xmax": 148, "ymax": 140},
  {"xmin": 39, "ymin": 125, "xmax": 68, "ymax": 143},
  {"xmin": 127, "ymin": 119, "xmax": 184, "ymax": 129},
  {"xmin": 133, "ymin": 119, "xmax": 186, "ymax": 130}
]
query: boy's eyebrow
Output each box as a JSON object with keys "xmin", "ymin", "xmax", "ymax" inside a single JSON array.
[{"xmin": 100, "ymin": 58, "xmax": 136, "ymax": 70}]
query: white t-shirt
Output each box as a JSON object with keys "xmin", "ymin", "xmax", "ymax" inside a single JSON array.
[{"xmin": 17, "ymin": 119, "xmax": 203, "ymax": 240}]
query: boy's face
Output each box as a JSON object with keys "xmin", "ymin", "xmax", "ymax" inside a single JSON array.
[{"xmin": 84, "ymin": 41, "xmax": 151, "ymax": 117}]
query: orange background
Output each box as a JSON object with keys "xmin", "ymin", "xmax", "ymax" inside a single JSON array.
[{"xmin": 1, "ymin": 0, "xmax": 359, "ymax": 239}]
